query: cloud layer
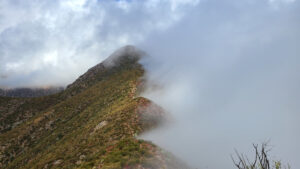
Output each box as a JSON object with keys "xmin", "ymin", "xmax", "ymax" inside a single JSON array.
[
  {"xmin": 1, "ymin": 0, "xmax": 300, "ymax": 169},
  {"xmin": 139, "ymin": 0, "xmax": 300, "ymax": 168},
  {"xmin": 0, "ymin": 0, "xmax": 199, "ymax": 87}
]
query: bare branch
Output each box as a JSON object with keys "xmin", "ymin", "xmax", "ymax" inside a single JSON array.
[{"xmin": 232, "ymin": 143, "xmax": 287, "ymax": 169}]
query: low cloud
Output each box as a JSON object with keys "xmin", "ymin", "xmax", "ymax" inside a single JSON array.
[
  {"xmin": 0, "ymin": 74, "xmax": 8, "ymax": 79},
  {"xmin": 140, "ymin": 0, "xmax": 300, "ymax": 168}
]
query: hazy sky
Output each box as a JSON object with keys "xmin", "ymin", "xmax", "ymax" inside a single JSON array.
[
  {"xmin": 1, "ymin": 0, "xmax": 300, "ymax": 169},
  {"xmin": 139, "ymin": 0, "xmax": 300, "ymax": 168},
  {"xmin": 0, "ymin": 0, "xmax": 199, "ymax": 87}
]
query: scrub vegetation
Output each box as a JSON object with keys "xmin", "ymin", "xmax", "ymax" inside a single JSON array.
[{"xmin": 0, "ymin": 49, "xmax": 182, "ymax": 169}]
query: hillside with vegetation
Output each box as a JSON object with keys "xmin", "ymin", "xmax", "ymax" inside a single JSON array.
[
  {"xmin": 0, "ymin": 46, "xmax": 188, "ymax": 169},
  {"xmin": 0, "ymin": 87, "xmax": 64, "ymax": 98}
]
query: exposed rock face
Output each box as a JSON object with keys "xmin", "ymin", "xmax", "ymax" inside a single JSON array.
[
  {"xmin": 94, "ymin": 121, "xmax": 108, "ymax": 131},
  {"xmin": 53, "ymin": 159, "xmax": 63, "ymax": 165}
]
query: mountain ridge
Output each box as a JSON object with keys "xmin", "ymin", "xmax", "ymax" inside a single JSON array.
[
  {"xmin": 0, "ymin": 87, "xmax": 64, "ymax": 98},
  {"xmin": 66, "ymin": 45, "xmax": 143, "ymax": 96},
  {"xmin": 0, "ymin": 46, "xmax": 188, "ymax": 169}
]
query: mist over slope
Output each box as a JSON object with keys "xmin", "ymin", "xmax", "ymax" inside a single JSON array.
[{"xmin": 139, "ymin": 1, "xmax": 300, "ymax": 169}]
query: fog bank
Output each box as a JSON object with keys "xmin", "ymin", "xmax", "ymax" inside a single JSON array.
[{"xmin": 139, "ymin": 0, "xmax": 300, "ymax": 168}]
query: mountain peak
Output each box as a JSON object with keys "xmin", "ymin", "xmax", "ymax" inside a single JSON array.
[
  {"xmin": 102, "ymin": 45, "xmax": 144, "ymax": 67},
  {"xmin": 65, "ymin": 45, "xmax": 144, "ymax": 95}
]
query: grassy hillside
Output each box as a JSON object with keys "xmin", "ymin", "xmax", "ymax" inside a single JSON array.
[
  {"xmin": 0, "ymin": 87, "xmax": 64, "ymax": 98},
  {"xmin": 0, "ymin": 46, "xmax": 186, "ymax": 169},
  {"xmin": 0, "ymin": 94, "xmax": 62, "ymax": 133}
]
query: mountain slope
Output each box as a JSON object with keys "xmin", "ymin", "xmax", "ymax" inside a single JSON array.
[
  {"xmin": 0, "ymin": 46, "xmax": 185, "ymax": 169},
  {"xmin": 0, "ymin": 87, "xmax": 64, "ymax": 98}
]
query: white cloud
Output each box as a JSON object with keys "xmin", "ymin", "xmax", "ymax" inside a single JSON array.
[
  {"xmin": 269, "ymin": 0, "xmax": 296, "ymax": 3},
  {"xmin": 140, "ymin": 0, "xmax": 300, "ymax": 168},
  {"xmin": 268, "ymin": 0, "xmax": 296, "ymax": 8},
  {"xmin": 60, "ymin": 0, "xmax": 88, "ymax": 11},
  {"xmin": 42, "ymin": 50, "xmax": 58, "ymax": 66},
  {"xmin": 0, "ymin": 0, "xmax": 199, "ymax": 87}
]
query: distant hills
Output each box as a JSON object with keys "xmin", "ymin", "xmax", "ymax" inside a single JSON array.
[
  {"xmin": 0, "ymin": 46, "xmax": 189, "ymax": 169},
  {"xmin": 0, "ymin": 87, "xmax": 64, "ymax": 98}
]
